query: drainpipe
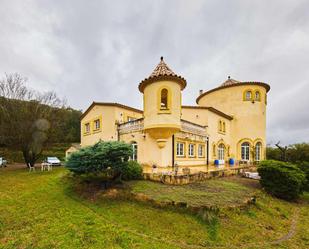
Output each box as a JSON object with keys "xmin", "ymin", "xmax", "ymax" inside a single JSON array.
[
  {"xmin": 172, "ymin": 135, "xmax": 175, "ymax": 169},
  {"xmin": 116, "ymin": 122, "xmax": 120, "ymax": 141},
  {"xmin": 206, "ymin": 136, "xmax": 209, "ymax": 171}
]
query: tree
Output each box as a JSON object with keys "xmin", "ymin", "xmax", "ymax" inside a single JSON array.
[
  {"xmin": 275, "ymin": 141, "xmax": 288, "ymax": 161},
  {"xmin": 66, "ymin": 141, "xmax": 133, "ymax": 181},
  {"xmin": 0, "ymin": 73, "xmax": 65, "ymax": 167}
]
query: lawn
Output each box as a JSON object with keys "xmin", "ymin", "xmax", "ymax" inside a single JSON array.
[
  {"xmin": 0, "ymin": 167, "xmax": 308, "ymax": 249},
  {"xmin": 127, "ymin": 178, "xmax": 259, "ymax": 208}
]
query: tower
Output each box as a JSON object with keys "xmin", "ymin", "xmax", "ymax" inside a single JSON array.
[{"xmin": 138, "ymin": 57, "xmax": 187, "ymax": 148}]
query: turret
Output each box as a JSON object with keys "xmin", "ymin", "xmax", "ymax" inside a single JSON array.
[{"xmin": 138, "ymin": 57, "xmax": 186, "ymax": 148}]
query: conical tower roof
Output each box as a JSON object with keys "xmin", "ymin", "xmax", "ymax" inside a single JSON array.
[
  {"xmin": 139, "ymin": 57, "xmax": 186, "ymax": 92},
  {"xmin": 220, "ymin": 76, "xmax": 241, "ymax": 86}
]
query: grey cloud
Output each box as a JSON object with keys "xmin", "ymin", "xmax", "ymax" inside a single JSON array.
[{"xmin": 0, "ymin": 0, "xmax": 308, "ymax": 145}]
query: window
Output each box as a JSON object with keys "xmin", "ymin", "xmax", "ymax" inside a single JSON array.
[
  {"xmin": 160, "ymin": 88, "xmax": 168, "ymax": 109},
  {"xmin": 188, "ymin": 144, "xmax": 195, "ymax": 157},
  {"xmin": 85, "ymin": 123, "xmax": 90, "ymax": 133},
  {"xmin": 218, "ymin": 144, "xmax": 225, "ymax": 160},
  {"xmin": 176, "ymin": 142, "xmax": 185, "ymax": 156},
  {"xmin": 127, "ymin": 116, "xmax": 136, "ymax": 122},
  {"xmin": 132, "ymin": 142, "xmax": 138, "ymax": 161},
  {"xmin": 212, "ymin": 144, "xmax": 216, "ymax": 156},
  {"xmin": 198, "ymin": 144, "xmax": 204, "ymax": 158},
  {"xmin": 244, "ymin": 90, "xmax": 252, "ymax": 101},
  {"xmin": 255, "ymin": 142, "xmax": 262, "ymax": 161},
  {"xmin": 94, "ymin": 119, "xmax": 100, "ymax": 130},
  {"xmin": 255, "ymin": 91, "xmax": 261, "ymax": 101},
  {"xmin": 218, "ymin": 120, "xmax": 226, "ymax": 133},
  {"xmin": 241, "ymin": 142, "xmax": 250, "ymax": 161}
]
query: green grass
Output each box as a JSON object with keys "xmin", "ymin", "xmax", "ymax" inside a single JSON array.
[
  {"xmin": 127, "ymin": 178, "xmax": 258, "ymax": 208},
  {"xmin": 0, "ymin": 168, "xmax": 308, "ymax": 249}
]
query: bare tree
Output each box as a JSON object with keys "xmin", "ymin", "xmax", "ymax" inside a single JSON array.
[
  {"xmin": 275, "ymin": 141, "xmax": 288, "ymax": 162},
  {"xmin": 0, "ymin": 73, "xmax": 65, "ymax": 167}
]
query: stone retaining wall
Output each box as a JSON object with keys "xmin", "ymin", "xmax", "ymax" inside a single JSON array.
[{"xmin": 143, "ymin": 165, "xmax": 257, "ymax": 185}]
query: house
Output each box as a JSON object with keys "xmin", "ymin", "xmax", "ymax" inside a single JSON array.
[{"xmin": 75, "ymin": 57, "xmax": 270, "ymax": 173}]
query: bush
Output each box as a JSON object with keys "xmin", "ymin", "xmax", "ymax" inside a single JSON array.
[
  {"xmin": 257, "ymin": 160, "xmax": 306, "ymax": 200},
  {"xmin": 122, "ymin": 161, "xmax": 143, "ymax": 180},
  {"xmin": 65, "ymin": 141, "xmax": 132, "ymax": 181},
  {"xmin": 298, "ymin": 161, "xmax": 309, "ymax": 191}
]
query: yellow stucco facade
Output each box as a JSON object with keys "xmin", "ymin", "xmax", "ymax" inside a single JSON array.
[{"xmin": 76, "ymin": 58, "xmax": 270, "ymax": 173}]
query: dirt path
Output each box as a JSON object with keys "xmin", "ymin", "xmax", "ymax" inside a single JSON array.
[{"xmin": 271, "ymin": 207, "xmax": 299, "ymax": 245}]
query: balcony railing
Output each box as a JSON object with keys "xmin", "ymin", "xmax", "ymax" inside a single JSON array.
[
  {"xmin": 180, "ymin": 119, "xmax": 207, "ymax": 136},
  {"xmin": 118, "ymin": 118, "xmax": 206, "ymax": 136},
  {"xmin": 118, "ymin": 118, "xmax": 144, "ymax": 135}
]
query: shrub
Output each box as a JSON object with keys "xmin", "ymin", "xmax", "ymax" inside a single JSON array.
[
  {"xmin": 122, "ymin": 161, "xmax": 143, "ymax": 180},
  {"xmin": 65, "ymin": 141, "xmax": 132, "ymax": 181},
  {"xmin": 298, "ymin": 161, "xmax": 309, "ymax": 191},
  {"xmin": 257, "ymin": 160, "xmax": 306, "ymax": 200}
]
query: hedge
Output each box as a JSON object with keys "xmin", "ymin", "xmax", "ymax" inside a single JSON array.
[{"xmin": 257, "ymin": 160, "xmax": 306, "ymax": 200}]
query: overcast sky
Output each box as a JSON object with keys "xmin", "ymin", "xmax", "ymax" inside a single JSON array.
[{"xmin": 1, "ymin": 0, "xmax": 308, "ymax": 145}]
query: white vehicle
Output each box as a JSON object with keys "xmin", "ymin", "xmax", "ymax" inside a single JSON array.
[
  {"xmin": 44, "ymin": 157, "xmax": 61, "ymax": 166},
  {"xmin": 0, "ymin": 157, "xmax": 7, "ymax": 167}
]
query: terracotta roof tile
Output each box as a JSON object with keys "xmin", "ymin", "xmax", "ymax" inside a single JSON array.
[
  {"xmin": 149, "ymin": 57, "xmax": 178, "ymax": 77},
  {"xmin": 138, "ymin": 57, "xmax": 186, "ymax": 92},
  {"xmin": 221, "ymin": 76, "xmax": 241, "ymax": 86}
]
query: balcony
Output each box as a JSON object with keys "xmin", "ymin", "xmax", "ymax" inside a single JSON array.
[
  {"xmin": 180, "ymin": 119, "xmax": 207, "ymax": 136},
  {"xmin": 118, "ymin": 118, "xmax": 206, "ymax": 137},
  {"xmin": 118, "ymin": 118, "xmax": 144, "ymax": 135}
]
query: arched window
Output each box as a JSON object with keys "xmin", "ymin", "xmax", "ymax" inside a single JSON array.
[
  {"xmin": 131, "ymin": 142, "xmax": 138, "ymax": 161},
  {"xmin": 212, "ymin": 144, "xmax": 216, "ymax": 156},
  {"xmin": 160, "ymin": 88, "xmax": 168, "ymax": 109},
  {"xmin": 255, "ymin": 91, "xmax": 261, "ymax": 101},
  {"xmin": 223, "ymin": 122, "xmax": 226, "ymax": 132},
  {"xmin": 218, "ymin": 144, "xmax": 225, "ymax": 160},
  {"xmin": 255, "ymin": 142, "xmax": 262, "ymax": 161},
  {"xmin": 244, "ymin": 91, "xmax": 252, "ymax": 101},
  {"xmin": 241, "ymin": 142, "xmax": 250, "ymax": 161},
  {"xmin": 219, "ymin": 120, "xmax": 222, "ymax": 132}
]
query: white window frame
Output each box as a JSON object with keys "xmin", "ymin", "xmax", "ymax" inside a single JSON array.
[
  {"xmin": 245, "ymin": 91, "xmax": 252, "ymax": 101},
  {"xmin": 188, "ymin": 144, "xmax": 195, "ymax": 157},
  {"xmin": 85, "ymin": 123, "xmax": 90, "ymax": 133},
  {"xmin": 176, "ymin": 142, "xmax": 185, "ymax": 157},
  {"xmin": 218, "ymin": 144, "xmax": 225, "ymax": 160},
  {"xmin": 198, "ymin": 144, "xmax": 204, "ymax": 158},
  {"xmin": 132, "ymin": 142, "xmax": 138, "ymax": 161},
  {"xmin": 255, "ymin": 143, "xmax": 261, "ymax": 161},
  {"xmin": 241, "ymin": 142, "xmax": 250, "ymax": 161},
  {"xmin": 94, "ymin": 119, "xmax": 100, "ymax": 130}
]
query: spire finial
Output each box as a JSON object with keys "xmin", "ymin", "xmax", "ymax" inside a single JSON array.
[{"xmin": 160, "ymin": 56, "xmax": 163, "ymax": 61}]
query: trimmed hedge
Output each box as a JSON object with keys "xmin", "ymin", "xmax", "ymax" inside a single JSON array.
[
  {"xmin": 122, "ymin": 161, "xmax": 143, "ymax": 180},
  {"xmin": 298, "ymin": 161, "xmax": 309, "ymax": 191},
  {"xmin": 257, "ymin": 160, "xmax": 306, "ymax": 200}
]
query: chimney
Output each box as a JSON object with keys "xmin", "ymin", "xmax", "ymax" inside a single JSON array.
[{"xmin": 199, "ymin": 89, "xmax": 203, "ymax": 95}]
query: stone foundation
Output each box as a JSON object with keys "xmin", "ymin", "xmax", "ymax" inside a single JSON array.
[{"xmin": 143, "ymin": 165, "xmax": 257, "ymax": 185}]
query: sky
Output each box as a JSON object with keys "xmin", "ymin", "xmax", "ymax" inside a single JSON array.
[{"xmin": 0, "ymin": 0, "xmax": 308, "ymax": 145}]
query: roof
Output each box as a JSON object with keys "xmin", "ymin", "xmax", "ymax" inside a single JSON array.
[
  {"xmin": 81, "ymin": 102, "xmax": 143, "ymax": 120},
  {"xmin": 196, "ymin": 77, "xmax": 271, "ymax": 104},
  {"xmin": 139, "ymin": 57, "xmax": 187, "ymax": 92},
  {"xmin": 220, "ymin": 76, "xmax": 241, "ymax": 86},
  {"xmin": 182, "ymin": 105, "xmax": 233, "ymax": 120}
]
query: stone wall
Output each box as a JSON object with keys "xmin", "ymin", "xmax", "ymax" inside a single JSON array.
[{"xmin": 143, "ymin": 165, "xmax": 257, "ymax": 185}]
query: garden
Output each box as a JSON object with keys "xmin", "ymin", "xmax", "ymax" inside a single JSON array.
[{"xmin": 0, "ymin": 141, "xmax": 308, "ymax": 248}]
